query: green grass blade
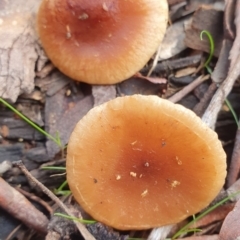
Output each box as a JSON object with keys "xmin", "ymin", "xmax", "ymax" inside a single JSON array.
[
  {"xmin": 172, "ymin": 191, "xmax": 240, "ymax": 239},
  {"xmin": 41, "ymin": 166, "xmax": 66, "ymax": 170},
  {"xmin": 200, "ymin": 30, "xmax": 215, "ymax": 69},
  {"xmin": 0, "ymin": 97, "xmax": 62, "ymax": 147},
  {"xmin": 54, "ymin": 212, "xmax": 96, "ymax": 224}
]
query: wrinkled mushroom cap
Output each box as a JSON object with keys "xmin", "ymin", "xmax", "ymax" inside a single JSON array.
[
  {"xmin": 37, "ymin": 0, "xmax": 168, "ymax": 84},
  {"xmin": 67, "ymin": 95, "xmax": 226, "ymax": 230}
]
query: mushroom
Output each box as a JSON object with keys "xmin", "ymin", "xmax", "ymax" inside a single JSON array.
[
  {"xmin": 37, "ymin": 0, "xmax": 168, "ymax": 84},
  {"xmin": 66, "ymin": 95, "xmax": 226, "ymax": 230}
]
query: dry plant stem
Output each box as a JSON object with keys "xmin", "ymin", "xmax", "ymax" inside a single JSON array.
[
  {"xmin": 226, "ymin": 178, "xmax": 240, "ymax": 201},
  {"xmin": 202, "ymin": 53, "xmax": 240, "ymax": 129},
  {"xmin": 229, "ymin": 0, "xmax": 240, "ymax": 72},
  {"xmin": 13, "ymin": 160, "xmax": 96, "ymax": 240},
  {"xmin": 168, "ymin": 75, "xmax": 210, "ymax": 103},
  {"xmin": 224, "ymin": 0, "xmax": 236, "ymax": 40},
  {"xmin": 227, "ymin": 127, "xmax": 240, "ymax": 187},
  {"xmin": 134, "ymin": 72, "xmax": 167, "ymax": 84},
  {"xmin": 0, "ymin": 177, "xmax": 48, "ymax": 234},
  {"xmin": 147, "ymin": 45, "xmax": 162, "ymax": 77},
  {"xmin": 6, "ymin": 224, "xmax": 22, "ymax": 240},
  {"xmin": 193, "ymin": 83, "xmax": 217, "ymax": 117},
  {"xmin": 16, "ymin": 187, "xmax": 53, "ymax": 215}
]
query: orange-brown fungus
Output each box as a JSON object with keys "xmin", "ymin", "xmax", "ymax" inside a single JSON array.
[
  {"xmin": 37, "ymin": 0, "xmax": 168, "ymax": 84},
  {"xmin": 66, "ymin": 95, "xmax": 226, "ymax": 230}
]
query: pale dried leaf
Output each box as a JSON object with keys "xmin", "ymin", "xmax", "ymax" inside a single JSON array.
[{"xmin": 0, "ymin": 0, "xmax": 42, "ymax": 102}]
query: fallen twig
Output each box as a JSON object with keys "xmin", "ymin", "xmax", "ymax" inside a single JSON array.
[
  {"xmin": 13, "ymin": 160, "xmax": 96, "ymax": 240},
  {"xmin": 202, "ymin": 54, "xmax": 240, "ymax": 129},
  {"xmin": 227, "ymin": 127, "xmax": 240, "ymax": 188},
  {"xmin": 193, "ymin": 82, "xmax": 217, "ymax": 117},
  {"xmin": 0, "ymin": 177, "xmax": 48, "ymax": 234},
  {"xmin": 168, "ymin": 75, "xmax": 209, "ymax": 103}
]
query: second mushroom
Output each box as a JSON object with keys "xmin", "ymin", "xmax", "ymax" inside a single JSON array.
[{"xmin": 66, "ymin": 95, "xmax": 226, "ymax": 230}]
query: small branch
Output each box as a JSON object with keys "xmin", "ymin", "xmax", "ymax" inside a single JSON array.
[
  {"xmin": 202, "ymin": 54, "xmax": 240, "ymax": 128},
  {"xmin": 13, "ymin": 160, "xmax": 96, "ymax": 240},
  {"xmin": 0, "ymin": 177, "xmax": 49, "ymax": 234},
  {"xmin": 168, "ymin": 75, "xmax": 209, "ymax": 103},
  {"xmin": 193, "ymin": 82, "xmax": 217, "ymax": 117},
  {"xmin": 227, "ymin": 127, "xmax": 240, "ymax": 187}
]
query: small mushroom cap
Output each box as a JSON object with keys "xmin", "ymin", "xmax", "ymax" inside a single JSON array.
[
  {"xmin": 66, "ymin": 95, "xmax": 226, "ymax": 230},
  {"xmin": 37, "ymin": 0, "xmax": 168, "ymax": 84}
]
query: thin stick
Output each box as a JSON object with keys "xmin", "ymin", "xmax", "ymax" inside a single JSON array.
[
  {"xmin": 227, "ymin": 128, "xmax": 240, "ymax": 187},
  {"xmin": 147, "ymin": 45, "xmax": 162, "ymax": 77},
  {"xmin": 0, "ymin": 177, "xmax": 48, "ymax": 234},
  {"xmin": 202, "ymin": 54, "xmax": 240, "ymax": 128},
  {"xmin": 168, "ymin": 75, "xmax": 210, "ymax": 103},
  {"xmin": 13, "ymin": 160, "xmax": 96, "ymax": 240}
]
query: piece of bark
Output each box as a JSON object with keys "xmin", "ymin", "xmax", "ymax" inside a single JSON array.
[
  {"xmin": 189, "ymin": 202, "xmax": 235, "ymax": 229},
  {"xmin": 219, "ymin": 198, "xmax": 240, "ymax": 240},
  {"xmin": 193, "ymin": 82, "xmax": 217, "ymax": 117},
  {"xmin": 0, "ymin": 117, "xmax": 44, "ymax": 141},
  {"xmin": 170, "ymin": 1, "xmax": 223, "ymax": 23},
  {"xmin": 169, "ymin": 2, "xmax": 187, "ymax": 22},
  {"xmin": 36, "ymin": 63, "xmax": 55, "ymax": 79},
  {"xmin": 47, "ymin": 211, "xmax": 78, "ymax": 239},
  {"xmin": 227, "ymin": 127, "xmax": 240, "ymax": 187},
  {"xmin": 16, "ymin": 102, "xmax": 44, "ymax": 126},
  {"xmin": 0, "ymin": 177, "xmax": 48, "ymax": 234},
  {"xmin": 224, "ymin": 0, "xmax": 236, "ymax": 40},
  {"xmin": 46, "ymin": 72, "xmax": 71, "ymax": 97},
  {"xmin": 178, "ymin": 94, "xmax": 199, "ymax": 110},
  {"xmin": 211, "ymin": 39, "xmax": 233, "ymax": 83},
  {"xmin": 187, "ymin": 0, "xmax": 224, "ymax": 11},
  {"xmin": 0, "ymin": 208, "xmax": 21, "ymax": 240},
  {"xmin": 168, "ymin": 75, "xmax": 210, "ymax": 103},
  {"xmin": 45, "ymin": 231, "xmax": 61, "ymax": 240},
  {"xmin": 0, "ymin": 144, "xmax": 24, "ymax": 163},
  {"xmin": 45, "ymin": 90, "xmax": 93, "ymax": 158},
  {"xmin": 25, "ymin": 147, "xmax": 50, "ymax": 163},
  {"xmin": 92, "ymin": 85, "xmax": 116, "ymax": 107},
  {"xmin": 170, "ymin": 75, "xmax": 197, "ymax": 85},
  {"xmin": 117, "ymin": 77, "xmax": 167, "ymax": 96},
  {"xmin": 185, "ymin": 5, "xmax": 224, "ymax": 57},
  {"xmin": 0, "ymin": 0, "xmax": 42, "ymax": 102},
  {"xmin": 193, "ymin": 81, "xmax": 209, "ymax": 100},
  {"xmin": 20, "ymin": 90, "xmax": 44, "ymax": 102},
  {"xmin": 141, "ymin": 55, "xmax": 202, "ymax": 74},
  {"xmin": 0, "ymin": 160, "xmax": 12, "ymax": 175},
  {"xmin": 229, "ymin": 1, "xmax": 240, "ymax": 72},
  {"xmin": 158, "ymin": 17, "xmax": 190, "ymax": 60},
  {"xmin": 87, "ymin": 222, "xmax": 127, "ymax": 240},
  {"xmin": 202, "ymin": 53, "xmax": 240, "ymax": 129},
  {"xmin": 226, "ymin": 176, "xmax": 240, "ymax": 202}
]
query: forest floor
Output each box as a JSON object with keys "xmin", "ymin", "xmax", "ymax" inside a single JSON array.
[{"xmin": 0, "ymin": 0, "xmax": 240, "ymax": 240}]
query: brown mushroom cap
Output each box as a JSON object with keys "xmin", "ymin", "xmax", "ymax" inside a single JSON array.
[
  {"xmin": 66, "ymin": 95, "xmax": 226, "ymax": 230},
  {"xmin": 37, "ymin": 0, "xmax": 168, "ymax": 84}
]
